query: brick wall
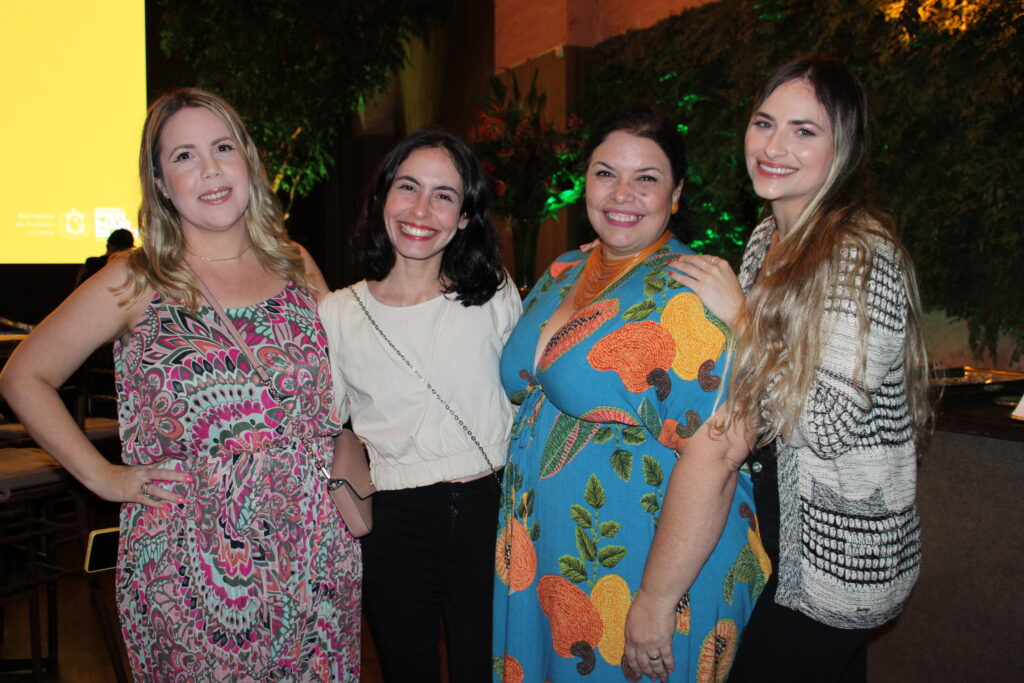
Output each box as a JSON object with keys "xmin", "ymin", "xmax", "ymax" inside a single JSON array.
[{"xmin": 495, "ymin": 0, "xmax": 713, "ymax": 69}]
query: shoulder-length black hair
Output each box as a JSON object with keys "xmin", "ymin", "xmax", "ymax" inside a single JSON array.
[
  {"xmin": 582, "ymin": 103, "xmax": 693, "ymax": 243},
  {"xmin": 357, "ymin": 127, "xmax": 507, "ymax": 306}
]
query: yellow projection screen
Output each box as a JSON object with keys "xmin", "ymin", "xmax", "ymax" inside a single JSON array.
[{"xmin": 2, "ymin": 1, "xmax": 146, "ymax": 264}]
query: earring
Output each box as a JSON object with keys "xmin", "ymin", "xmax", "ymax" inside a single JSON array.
[{"xmin": 671, "ymin": 201, "xmax": 679, "ymax": 215}]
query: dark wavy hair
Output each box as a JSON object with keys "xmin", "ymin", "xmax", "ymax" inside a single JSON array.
[
  {"xmin": 357, "ymin": 128, "xmax": 507, "ymax": 306},
  {"xmin": 581, "ymin": 103, "xmax": 693, "ymax": 242}
]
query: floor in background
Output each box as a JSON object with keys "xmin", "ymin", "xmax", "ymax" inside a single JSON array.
[{"xmin": 0, "ymin": 547, "xmax": 386, "ymax": 682}]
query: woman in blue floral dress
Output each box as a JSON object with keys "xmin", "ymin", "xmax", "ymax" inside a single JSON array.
[{"xmin": 493, "ymin": 105, "xmax": 769, "ymax": 682}]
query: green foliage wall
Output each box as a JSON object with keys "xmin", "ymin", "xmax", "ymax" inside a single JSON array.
[
  {"xmin": 158, "ymin": 0, "xmax": 444, "ymax": 215},
  {"xmin": 580, "ymin": 0, "xmax": 1023, "ymax": 358}
]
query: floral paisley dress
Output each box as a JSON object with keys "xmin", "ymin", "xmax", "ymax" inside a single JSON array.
[
  {"xmin": 113, "ymin": 283, "xmax": 360, "ymax": 682},
  {"xmin": 493, "ymin": 238, "xmax": 770, "ymax": 682}
]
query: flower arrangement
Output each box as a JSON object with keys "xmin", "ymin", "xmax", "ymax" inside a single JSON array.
[{"xmin": 469, "ymin": 71, "xmax": 586, "ymax": 288}]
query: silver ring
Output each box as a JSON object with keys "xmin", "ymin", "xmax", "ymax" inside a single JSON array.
[
  {"xmin": 140, "ymin": 481, "xmax": 150, "ymax": 496},
  {"xmin": 649, "ymin": 655, "xmax": 662, "ymax": 663}
]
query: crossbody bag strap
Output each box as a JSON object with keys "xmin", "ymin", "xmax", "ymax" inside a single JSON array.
[
  {"xmin": 187, "ymin": 268, "xmax": 337, "ymax": 485},
  {"xmin": 348, "ymin": 285, "xmax": 502, "ymax": 487},
  {"xmin": 189, "ymin": 271, "xmax": 272, "ymax": 385}
]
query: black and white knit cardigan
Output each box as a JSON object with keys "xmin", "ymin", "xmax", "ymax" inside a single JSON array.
[{"xmin": 739, "ymin": 217, "xmax": 921, "ymax": 629}]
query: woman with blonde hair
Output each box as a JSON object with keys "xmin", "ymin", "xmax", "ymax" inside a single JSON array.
[
  {"xmin": 0, "ymin": 88, "xmax": 361, "ymax": 680},
  {"xmin": 666, "ymin": 56, "xmax": 931, "ymax": 682}
]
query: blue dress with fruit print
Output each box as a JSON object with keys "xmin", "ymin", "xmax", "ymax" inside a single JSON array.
[{"xmin": 492, "ymin": 238, "xmax": 769, "ymax": 682}]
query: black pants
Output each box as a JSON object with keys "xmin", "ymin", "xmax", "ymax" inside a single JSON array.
[
  {"xmin": 728, "ymin": 448, "xmax": 870, "ymax": 683},
  {"xmin": 361, "ymin": 472, "xmax": 501, "ymax": 683}
]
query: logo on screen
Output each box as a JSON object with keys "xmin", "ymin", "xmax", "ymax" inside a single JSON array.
[
  {"xmin": 65, "ymin": 209, "xmax": 86, "ymax": 235},
  {"xmin": 94, "ymin": 208, "xmax": 132, "ymax": 237}
]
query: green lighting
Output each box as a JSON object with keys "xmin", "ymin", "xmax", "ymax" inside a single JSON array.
[
  {"xmin": 677, "ymin": 123, "xmax": 689, "ymax": 135},
  {"xmin": 658, "ymin": 71, "xmax": 678, "ymax": 82}
]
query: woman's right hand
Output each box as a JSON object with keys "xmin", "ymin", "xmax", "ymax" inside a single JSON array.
[
  {"xmin": 90, "ymin": 459, "xmax": 192, "ymax": 507},
  {"xmin": 668, "ymin": 254, "xmax": 744, "ymax": 329}
]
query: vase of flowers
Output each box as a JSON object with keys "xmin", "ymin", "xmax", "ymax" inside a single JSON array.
[{"xmin": 469, "ymin": 71, "xmax": 585, "ymax": 289}]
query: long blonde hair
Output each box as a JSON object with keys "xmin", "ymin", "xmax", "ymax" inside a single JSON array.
[
  {"xmin": 728, "ymin": 57, "xmax": 932, "ymax": 453},
  {"xmin": 119, "ymin": 88, "xmax": 305, "ymax": 310}
]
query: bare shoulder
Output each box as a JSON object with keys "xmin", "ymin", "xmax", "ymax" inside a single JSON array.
[
  {"xmin": 94, "ymin": 254, "xmax": 154, "ymax": 330},
  {"xmin": 293, "ymin": 241, "xmax": 329, "ymax": 295}
]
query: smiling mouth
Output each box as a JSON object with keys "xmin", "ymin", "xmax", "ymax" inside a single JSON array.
[
  {"xmin": 604, "ymin": 211, "xmax": 644, "ymax": 225},
  {"xmin": 399, "ymin": 222, "xmax": 437, "ymax": 238},
  {"xmin": 200, "ymin": 188, "xmax": 231, "ymax": 200},
  {"xmin": 758, "ymin": 162, "xmax": 796, "ymax": 176}
]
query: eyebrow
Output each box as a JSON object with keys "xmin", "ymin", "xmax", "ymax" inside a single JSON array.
[
  {"xmin": 166, "ymin": 137, "xmax": 235, "ymax": 157},
  {"xmin": 754, "ymin": 111, "xmax": 826, "ymax": 130},
  {"xmin": 395, "ymin": 174, "xmax": 462, "ymax": 196},
  {"xmin": 593, "ymin": 160, "xmax": 665, "ymax": 174}
]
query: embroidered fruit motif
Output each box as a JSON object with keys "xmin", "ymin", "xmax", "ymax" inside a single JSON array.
[
  {"xmin": 587, "ymin": 321, "xmax": 675, "ymax": 398},
  {"xmin": 501, "ymin": 654, "xmax": 524, "ymax": 683},
  {"xmin": 496, "ymin": 517, "xmax": 537, "ymax": 593},
  {"xmin": 696, "ymin": 618, "xmax": 738, "ymax": 683},
  {"xmin": 698, "ymin": 358, "xmax": 722, "ymax": 392},
  {"xmin": 539, "ymin": 298, "xmax": 619, "ymax": 372},
  {"xmin": 675, "ymin": 591, "xmax": 691, "ymax": 635},
  {"xmin": 581, "ymin": 406, "xmax": 640, "ymax": 426},
  {"xmin": 538, "ymin": 574, "xmax": 603, "ymax": 673},
  {"xmin": 740, "ymin": 502, "xmax": 772, "ymax": 580},
  {"xmin": 549, "ymin": 260, "xmax": 582, "ymax": 281},
  {"xmin": 660, "ymin": 292, "xmax": 726, "ymax": 382},
  {"xmin": 590, "ymin": 574, "xmax": 631, "ymax": 665},
  {"xmin": 657, "ymin": 410, "xmax": 702, "ymax": 452}
]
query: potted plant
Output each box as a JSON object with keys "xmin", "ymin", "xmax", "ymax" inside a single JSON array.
[{"xmin": 470, "ymin": 72, "xmax": 586, "ymax": 289}]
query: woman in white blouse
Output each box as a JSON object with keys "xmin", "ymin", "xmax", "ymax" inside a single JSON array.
[{"xmin": 319, "ymin": 128, "xmax": 521, "ymax": 683}]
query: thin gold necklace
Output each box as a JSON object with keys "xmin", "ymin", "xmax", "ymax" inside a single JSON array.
[{"xmin": 187, "ymin": 244, "xmax": 250, "ymax": 262}]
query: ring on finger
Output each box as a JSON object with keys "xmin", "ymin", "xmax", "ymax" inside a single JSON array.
[
  {"xmin": 140, "ymin": 481, "xmax": 150, "ymax": 496},
  {"xmin": 648, "ymin": 654, "xmax": 662, "ymax": 663}
]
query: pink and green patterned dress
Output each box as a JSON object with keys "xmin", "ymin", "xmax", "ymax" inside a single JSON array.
[{"xmin": 113, "ymin": 283, "xmax": 360, "ymax": 682}]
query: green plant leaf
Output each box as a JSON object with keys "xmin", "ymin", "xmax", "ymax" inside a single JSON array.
[
  {"xmin": 599, "ymin": 520, "xmax": 621, "ymax": 538},
  {"xmin": 583, "ymin": 474, "xmax": 606, "ymax": 509},
  {"xmin": 638, "ymin": 397, "xmax": 662, "ymax": 436},
  {"xmin": 623, "ymin": 298, "xmax": 657, "ymax": 322},
  {"xmin": 642, "ymin": 455, "xmax": 664, "ymax": 487},
  {"xmin": 598, "ymin": 545, "xmax": 627, "ymax": 568},
  {"xmin": 594, "ymin": 426, "xmax": 616, "ymax": 444},
  {"xmin": 644, "ymin": 278, "xmax": 666, "ymax": 296},
  {"xmin": 622, "ymin": 426, "xmax": 647, "ymax": 445},
  {"xmin": 571, "ymin": 504, "xmax": 593, "ymax": 529},
  {"xmin": 540, "ymin": 413, "xmax": 600, "ymax": 479},
  {"xmin": 559, "ymin": 555, "xmax": 588, "ymax": 583},
  {"xmin": 576, "ymin": 527, "xmax": 597, "ymax": 562},
  {"xmin": 640, "ymin": 492, "xmax": 660, "ymax": 513},
  {"xmin": 610, "ymin": 448, "xmax": 633, "ymax": 482}
]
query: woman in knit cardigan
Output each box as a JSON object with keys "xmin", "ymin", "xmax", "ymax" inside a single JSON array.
[{"xmin": 630, "ymin": 56, "xmax": 932, "ymax": 683}]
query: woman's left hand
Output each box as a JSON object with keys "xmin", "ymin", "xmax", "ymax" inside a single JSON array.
[
  {"xmin": 668, "ymin": 254, "xmax": 744, "ymax": 329},
  {"xmin": 623, "ymin": 586, "xmax": 677, "ymax": 681}
]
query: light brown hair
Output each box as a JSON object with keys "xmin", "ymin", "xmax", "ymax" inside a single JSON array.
[
  {"xmin": 728, "ymin": 57, "xmax": 932, "ymax": 453},
  {"xmin": 119, "ymin": 88, "xmax": 304, "ymax": 310}
]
